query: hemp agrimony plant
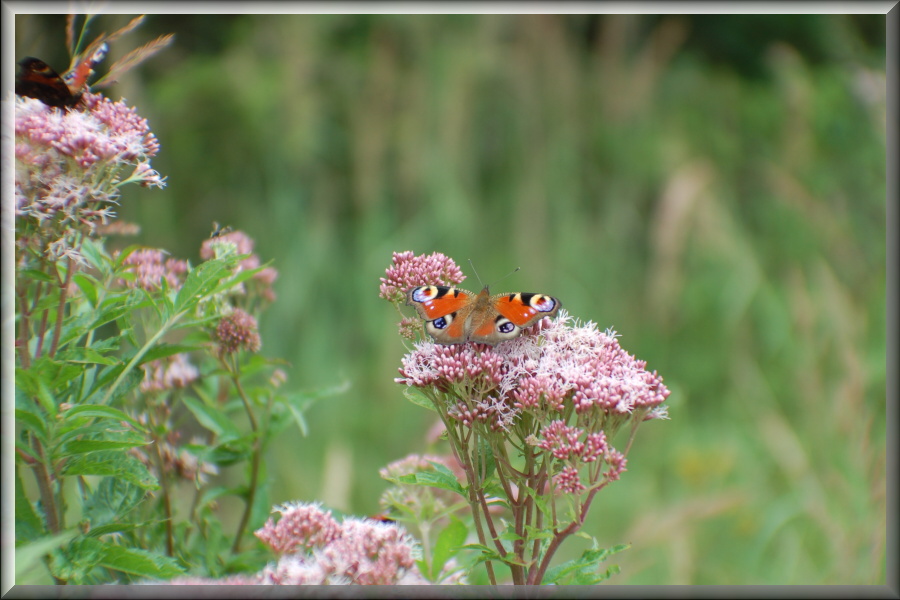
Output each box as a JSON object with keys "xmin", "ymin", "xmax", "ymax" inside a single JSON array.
[
  {"xmin": 378, "ymin": 251, "xmax": 671, "ymax": 585},
  {"xmin": 12, "ymin": 16, "xmax": 324, "ymax": 585}
]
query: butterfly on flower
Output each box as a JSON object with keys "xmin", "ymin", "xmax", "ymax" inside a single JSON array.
[
  {"xmin": 406, "ymin": 284, "xmax": 561, "ymax": 346},
  {"xmin": 15, "ymin": 14, "xmax": 174, "ymax": 110},
  {"xmin": 15, "ymin": 42, "xmax": 108, "ymax": 108}
]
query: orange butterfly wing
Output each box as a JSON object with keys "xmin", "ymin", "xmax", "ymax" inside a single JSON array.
[
  {"xmin": 407, "ymin": 286, "xmax": 473, "ymax": 319},
  {"xmin": 492, "ymin": 293, "xmax": 561, "ymax": 327}
]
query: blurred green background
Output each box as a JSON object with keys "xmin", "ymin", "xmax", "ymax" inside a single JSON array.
[{"xmin": 15, "ymin": 13, "xmax": 887, "ymax": 585}]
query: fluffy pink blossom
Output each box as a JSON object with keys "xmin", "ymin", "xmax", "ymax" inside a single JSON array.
[
  {"xmin": 215, "ymin": 308, "xmax": 262, "ymax": 354},
  {"xmin": 12, "ymin": 92, "xmax": 165, "ymax": 265},
  {"xmin": 379, "ymin": 250, "xmax": 465, "ymax": 302},
  {"xmin": 248, "ymin": 502, "xmax": 424, "ymax": 585},
  {"xmin": 200, "ymin": 230, "xmax": 278, "ymax": 301},
  {"xmin": 140, "ymin": 353, "xmax": 199, "ymax": 393},
  {"xmin": 255, "ymin": 502, "xmax": 341, "ymax": 555},
  {"xmin": 118, "ymin": 248, "xmax": 188, "ymax": 291}
]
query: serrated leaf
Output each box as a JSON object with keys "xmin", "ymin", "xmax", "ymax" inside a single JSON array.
[
  {"xmin": 64, "ymin": 404, "xmax": 146, "ymax": 431},
  {"xmin": 85, "ymin": 522, "xmax": 143, "ymax": 538},
  {"xmin": 175, "ymin": 258, "xmax": 235, "ymax": 313},
  {"xmin": 61, "ymin": 451, "xmax": 158, "ymax": 490},
  {"xmin": 83, "ymin": 477, "xmax": 149, "ymax": 527},
  {"xmin": 16, "ymin": 368, "xmax": 57, "ymax": 419},
  {"xmin": 15, "ymin": 408, "xmax": 48, "ymax": 442},
  {"xmin": 59, "ymin": 437, "xmax": 149, "ymax": 456},
  {"xmin": 542, "ymin": 543, "xmax": 629, "ymax": 585}
]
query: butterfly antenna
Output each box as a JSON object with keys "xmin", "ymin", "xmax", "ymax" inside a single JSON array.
[
  {"xmin": 468, "ymin": 259, "xmax": 486, "ymax": 289},
  {"xmin": 468, "ymin": 259, "xmax": 521, "ymax": 290},
  {"xmin": 492, "ymin": 267, "xmax": 521, "ymax": 287}
]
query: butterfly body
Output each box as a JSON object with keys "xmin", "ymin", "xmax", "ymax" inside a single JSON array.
[{"xmin": 407, "ymin": 285, "xmax": 561, "ymax": 346}]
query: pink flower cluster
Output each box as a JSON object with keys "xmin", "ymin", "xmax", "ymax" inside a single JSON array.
[
  {"xmin": 397, "ymin": 314, "xmax": 669, "ymax": 424},
  {"xmin": 14, "ymin": 94, "xmax": 164, "ymax": 225},
  {"xmin": 399, "ymin": 343, "xmax": 505, "ymax": 390},
  {"xmin": 395, "ymin": 312, "xmax": 668, "ymax": 493},
  {"xmin": 12, "ymin": 92, "xmax": 165, "ymax": 267},
  {"xmin": 379, "ymin": 454, "xmax": 464, "ymax": 520},
  {"xmin": 129, "ymin": 434, "xmax": 219, "ymax": 485},
  {"xmin": 140, "ymin": 353, "xmax": 199, "ymax": 393},
  {"xmin": 118, "ymin": 248, "xmax": 188, "ymax": 291},
  {"xmin": 254, "ymin": 502, "xmax": 341, "ymax": 555},
  {"xmin": 214, "ymin": 308, "xmax": 262, "ymax": 354},
  {"xmin": 378, "ymin": 250, "xmax": 465, "ymax": 303},
  {"xmin": 171, "ymin": 502, "xmax": 425, "ymax": 585},
  {"xmin": 530, "ymin": 421, "xmax": 627, "ymax": 491},
  {"xmin": 200, "ymin": 230, "xmax": 279, "ymax": 302}
]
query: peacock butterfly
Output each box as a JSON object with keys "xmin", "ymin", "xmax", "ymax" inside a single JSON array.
[
  {"xmin": 15, "ymin": 42, "xmax": 107, "ymax": 109},
  {"xmin": 406, "ymin": 285, "xmax": 561, "ymax": 346}
]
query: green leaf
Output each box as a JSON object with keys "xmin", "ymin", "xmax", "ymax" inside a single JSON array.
[
  {"xmin": 15, "ymin": 439, "xmax": 41, "ymax": 463},
  {"xmin": 425, "ymin": 460, "xmax": 467, "ymax": 494},
  {"xmin": 59, "ymin": 347, "xmax": 118, "ymax": 366},
  {"xmin": 395, "ymin": 469, "xmax": 466, "ymax": 497},
  {"xmin": 18, "ymin": 268, "xmax": 56, "ymax": 283},
  {"xmin": 459, "ymin": 543, "xmax": 504, "ymax": 565},
  {"xmin": 79, "ymin": 237, "xmax": 110, "ymax": 272},
  {"xmin": 431, "ymin": 517, "xmax": 468, "ymax": 580},
  {"xmin": 15, "ymin": 467, "xmax": 45, "ymax": 542},
  {"xmin": 182, "ymin": 396, "xmax": 241, "ymax": 441},
  {"xmin": 15, "ymin": 408, "xmax": 48, "ymax": 443},
  {"xmin": 59, "ymin": 437, "xmax": 149, "ymax": 456},
  {"xmin": 85, "ymin": 522, "xmax": 143, "ymax": 538},
  {"xmin": 73, "ymin": 273, "xmax": 99, "ymax": 307},
  {"xmin": 83, "ymin": 477, "xmax": 149, "ymax": 527},
  {"xmin": 61, "ymin": 451, "xmax": 159, "ymax": 490},
  {"xmin": 84, "ymin": 364, "xmax": 143, "ymax": 406},
  {"xmin": 542, "ymin": 543, "xmax": 629, "ymax": 585},
  {"xmin": 175, "ymin": 257, "xmax": 236, "ymax": 313},
  {"xmin": 136, "ymin": 343, "xmax": 199, "ymax": 365},
  {"xmin": 16, "ymin": 530, "xmax": 80, "ymax": 581},
  {"xmin": 498, "ymin": 529, "xmax": 524, "ymax": 542},
  {"xmin": 474, "ymin": 435, "xmax": 496, "ymax": 480},
  {"xmin": 63, "ymin": 404, "xmax": 146, "ymax": 431},
  {"xmin": 15, "ymin": 368, "xmax": 57, "ymax": 419},
  {"xmin": 285, "ymin": 396, "xmax": 310, "ymax": 437},
  {"xmin": 403, "ymin": 387, "xmax": 436, "ymax": 412}
]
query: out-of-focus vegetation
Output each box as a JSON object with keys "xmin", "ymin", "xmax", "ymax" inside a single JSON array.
[{"xmin": 15, "ymin": 13, "xmax": 887, "ymax": 585}]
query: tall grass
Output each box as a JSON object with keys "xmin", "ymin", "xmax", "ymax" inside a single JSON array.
[{"xmin": 15, "ymin": 13, "xmax": 887, "ymax": 584}]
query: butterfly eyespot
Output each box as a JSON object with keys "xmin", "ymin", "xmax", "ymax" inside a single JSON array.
[
  {"xmin": 496, "ymin": 318, "xmax": 518, "ymax": 335},
  {"xmin": 432, "ymin": 315, "xmax": 451, "ymax": 330},
  {"xmin": 530, "ymin": 295, "xmax": 557, "ymax": 312},
  {"xmin": 411, "ymin": 286, "xmax": 437, "ymax": 302}
]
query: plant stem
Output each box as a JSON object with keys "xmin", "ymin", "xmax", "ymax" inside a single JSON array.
[
  {"xmin": 48, "ymin": 258, "xmax": 76, "ymax": 357},
  {"xmin": 100, "ymin": 309, "xmax": 186, "ymax": 405},
  {"xmin": 30, "ymin": 436, "xmax": 60, "ymax": 534},
  {"xmin": 230, "ymin": 369, "xmax": 261, "ymax": 555}
]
